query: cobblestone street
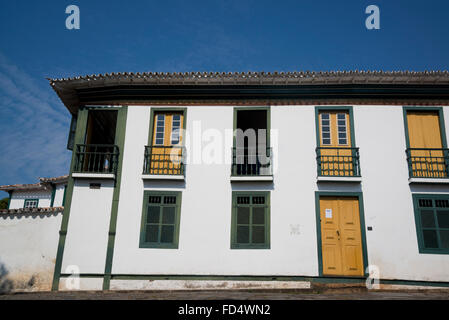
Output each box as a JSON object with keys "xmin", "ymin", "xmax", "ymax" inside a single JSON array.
[{"xmin": 2, "ymin": 289, "xmax": 449, "ymax": 300}]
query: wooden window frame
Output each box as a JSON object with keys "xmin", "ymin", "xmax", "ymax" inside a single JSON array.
[
  {"xmin": 139, "ymin": 191, "xmax": 182, "ymax": 249},
  {"xmin": 315, "ymin": 107, "xmax": 356, "ymax": 148},
  {"xmin": 231, "ymin": 191, "xmax": 270, "ymax": 249},
  {"xmin": 24, "ymin": 199, "xmax": 39, "ymax": 209},
  {"xmin": 320, "ymin": 113, "xmax": 332, "ymax": 145},
  {"xmin": 336, "ymin": 113, "xmax": 349, "ymax": 146},
  {"xmin": 170, "ymin": 114, "xmax": 181, "ymax": 145},
  {"xmin": 154, "ymin": 114, "xmax": 166, "ymax": 145},
  {"xmin": 148, "ymin": 108, "xmax": 187, "ymax": 147},
  {"xmin": 412, "ymin": 194, "xmax": 449, "ymax": 254}
]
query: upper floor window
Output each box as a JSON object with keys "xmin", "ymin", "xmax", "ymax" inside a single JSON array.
[
  {"xmin": 152, "ymin": 112, "xmax": 184, "ymax": 146},
  {"xmin": 316, "ymin": 108, "xmax": 360, "ymax": 177},
  {"xmin": 155, "ymin": 114, "xmax": 166, "ymax": 145},
  {"xmin": 144, "ymin": 110, "xmax": 186, "ymax": 176},
  {"xmin": 405, "ymin": 109, "xmax": 448, "ymax": 178},
  {"xmin": 171, "ymin": 114, "xmax": 181, "ymax": 145},
  {"xmin": 232, "ymin": 108, "xmax": 272, "ymax": 177},
  {"xmin": 320, "ymin": 113, "xmax": 331, "ymax": 145},
  {"xmin": 24, "ymin": 199, "xmax": 39, "ymax": 209},
  {"xmin": 319, "ymin": 111, "xmax": 351, "ymax": 147},
  {"xmin": 337, "ymin": 113, "xmax": 348, "ymax": 145}
]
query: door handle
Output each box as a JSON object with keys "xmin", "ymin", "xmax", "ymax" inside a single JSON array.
[{"xmin": 336, "ymin": 230, "xmax": 340, "ymax": 240}]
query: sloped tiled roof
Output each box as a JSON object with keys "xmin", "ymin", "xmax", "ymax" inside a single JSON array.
[
  {"xmin": 39, "ymin": 175, "xmax": 69, "ymax": 185},
  {"xmin": 0, "ymin": 175, "xmax": 68, "ymax": 192},
  {"xmin": 48, "ymin": 70, "xmax": 449, "ymax": 85},
  {"xmin": 48, "ymin": 71, "xmax": 449, "ymax": 113},
  {"xmin": 0, "ymin": 182, "xmax": 47, "ymax": 192},
  {"xmin": 0, "ymin": 206, "xmax": 64, "ymax": 215}
]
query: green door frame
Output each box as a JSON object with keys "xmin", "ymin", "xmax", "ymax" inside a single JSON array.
[{"xmin": 314, "ymin": 191, "xmax": 369, "ymax": 277}]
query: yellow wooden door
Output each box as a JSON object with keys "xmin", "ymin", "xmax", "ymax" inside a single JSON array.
[
  {"xmin": 319, "ymin": 112, "xmax": 353, "ymax": 176},
  {"xmin": 407, "ymin": 111, "xmax": 445, "ymax": 177},
  {"xmin": 151, "ymin": 112, "xmax": 183, "ymax": 175},
  {"xmin": 320, "ymin": 197, "xmax": 364, "ymax": 276}
]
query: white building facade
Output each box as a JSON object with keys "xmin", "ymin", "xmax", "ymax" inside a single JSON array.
[{"xmin": 29, "ymin": 71, "xmax": 449, "ymax": 291}]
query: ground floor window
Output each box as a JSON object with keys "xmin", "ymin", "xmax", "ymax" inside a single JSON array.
[
  {"xmin": 231, "ymin": 192, "xmax": 270, "ymax": 249},
  {"xmin": 412, "ymin": 194, "xmax": 449, "ymax": 254},
  {"xmin": 139, "ymin": 191, "xmax": 182, "ymax": 249},
  {"xmin": 24, "ymin": 199, "xmax": 39, "ymax": 209}
]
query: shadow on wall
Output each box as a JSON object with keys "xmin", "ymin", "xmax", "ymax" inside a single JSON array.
[{"xmin": 0, "ymin": 262, "xmax": 13, "ymax": 294}]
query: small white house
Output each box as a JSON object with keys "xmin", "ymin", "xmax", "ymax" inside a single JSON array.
[{"xmin": 0, "ymin": 176, "xmax": 67, "ymax": 291}]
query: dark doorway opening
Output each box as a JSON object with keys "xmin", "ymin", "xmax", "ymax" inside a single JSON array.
[{"xmin": 233, "ymin": 110, "xmax": 271, "ymax": 176}]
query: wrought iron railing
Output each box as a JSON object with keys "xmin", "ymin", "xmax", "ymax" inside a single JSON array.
[
  {"xmin": 74, "ymin": 144, "xmax": 119, "ymax": 174},
  {"xmin": 406, "ymin": 148, "xmax": 449, "ymax": 178},
  {"xmin": 143, "ymin": 146, "xmax": 186, "ymax": 176},
  {"xmin": 231, "ymin": 147, "xmax": 272, "ymax": 176},
  {"xmin": 316, "ymin": 147, "xmax": 361, "ymax": 177}
]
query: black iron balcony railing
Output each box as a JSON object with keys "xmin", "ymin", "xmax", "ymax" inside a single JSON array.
[
  {"xmin": 143, "ymin": 146, "xmax": 186, "ymax": 176},
  {"xmin": 406, "ymin": 148, "xmax": 449, "ymax": 178},
  {"xmin": 231, "ymin": 147, "xmax": 272, "ymax": 176},
  {"xmin": 316, "ymin": 147, "xmax": 361, "ymax": 177},
  {"xmin": 74, "ymin": 144, "xmax": 119, "ymax": 174}
]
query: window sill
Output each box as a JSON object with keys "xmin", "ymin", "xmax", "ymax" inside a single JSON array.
[
  {"xmin": 418, "ymin": 248, "xmax": 449, "ymax": 255},
  {"xmin": 409, "ymin": 178, "xmax": 449, "ymax": 184},
  {"xmin": 230, "ymin": 176, "xmax": 274, "ymax": 182},
  {"xmin": 72, "ymin": 173, "xmax": 115, "ymax": 179},
  {"xmin": 142, "ymin": 174, "xmax": 185, "ymax": 181},
  {"xmin": 139, "ymin": 243, "xmax": 179, "ymax": 249},
  {"xmin": 231, "ymin": 245, "xmax": 271, "ymax": 250},
  {"xmin": 317, "ymin": 176, "xmax": 361, "ymax": 182}
]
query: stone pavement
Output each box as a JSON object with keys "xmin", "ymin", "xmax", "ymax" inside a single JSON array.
[{"xmin": 1, "ymin": 289, "xmax": 449, "ymax": 300}]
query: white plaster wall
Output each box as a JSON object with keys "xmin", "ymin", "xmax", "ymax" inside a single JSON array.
[
  {"xmin": 61, "ymin": 179, "xmax": 113, "ymax": 274},
  {"xmin": 53, "ymin": 184, "xmax": 66, "ymax": 207},
  {"xmin": 355, "ymin": 105, "xmax": 449, "ymax": 282},
  {"xmin": 9, "ymin": 190, "xmax": 51, "ymax": 209},
  {"xmin": 112, "ymin": 105, "xmax": 321, "ymax": 276},
  {"xmin": 67, "ymin": 104, "xmax": 449, "ymax": 283},
  {"xmin": 110, "ymin": 279, "xmax": 310, "ymax": 291},
  {"xmin": 0, "ymin": 212, "xmax": 62, "ymax": 291}
]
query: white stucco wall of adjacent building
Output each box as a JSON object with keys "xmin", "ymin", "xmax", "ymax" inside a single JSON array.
[
  {"xmin": 0, "ymin": 212, "xmax": 62, "ymax": 291},
  {"xmin": 53, "ymin": 184, "xmax": 66, "ymax": 207},
  {"xmin": 8, "ymin": 190, "xmax": 52, "ymax": 209}
]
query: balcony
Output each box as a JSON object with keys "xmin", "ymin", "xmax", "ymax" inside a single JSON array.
[
  {"xmin": 406, "ymin": 148, "xmax": 449, "ymax": 183},
  {"xmin": 316, "ymin": 147, "xmax": 361, "ymax": 182},
  {"xmin": 142, "ymin": 146, "xmax": 185, "ymax": 180},
  {"xmin": 231, "ymin": 147, "xmax": 273, "ymax": 181},
  {"xmin": 73, "ymin": 144, "xmax": 119, "ymax": 179}
]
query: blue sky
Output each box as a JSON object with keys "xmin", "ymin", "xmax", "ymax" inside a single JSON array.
[{"xmin": 1, "ymin": 0, "xmax": 449, "ymax": 197}]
